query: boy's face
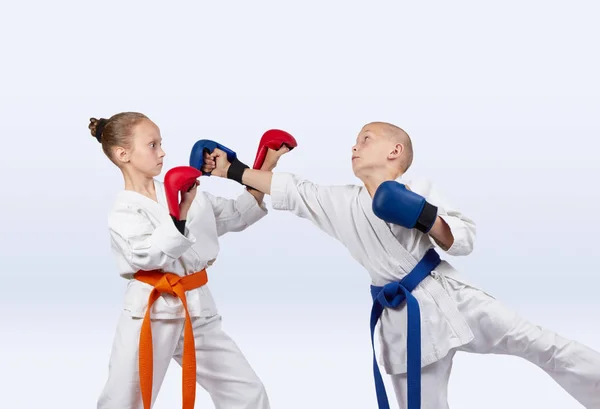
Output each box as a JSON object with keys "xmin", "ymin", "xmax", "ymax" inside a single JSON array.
[{"xmin": 351, "ymin": 124, "xmax": 397, "ymax": 177}]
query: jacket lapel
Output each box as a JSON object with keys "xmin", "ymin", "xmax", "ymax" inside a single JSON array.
[
  {"xmin": 357, "ymin": 180, "xmax": 419, "ymax": 275},
  {"xmin": 116, "ymin": 179, "xmax": 172, "ymax": 225}
]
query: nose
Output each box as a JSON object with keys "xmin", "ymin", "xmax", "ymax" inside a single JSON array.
[
  {"xmin": 352, "ymin": 144, "xmax": 358, "ymax": 152},
  {"xmin": 159, "ymin": 147, "xmax": 166, "ymax": 157}
]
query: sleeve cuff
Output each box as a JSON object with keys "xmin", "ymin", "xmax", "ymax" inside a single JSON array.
[
  {"xmin": 150, "ymin": 219, "xmax": 196, "ymax": 259},
  {"xmin": 237, "ymin": 189, "xmax": 268, "ymax": 225},
  {"xmin": 270, "ymin": 172, "xmax": 292, "ymax": 210},
  {"xmin": 429, "ymin": 214, "xmax": 467, "ymax": 256}
]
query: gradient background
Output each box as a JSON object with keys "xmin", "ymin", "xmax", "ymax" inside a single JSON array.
[{"xmin": 1, "ymin": 1, "xmax": 599, "ymax": 408}]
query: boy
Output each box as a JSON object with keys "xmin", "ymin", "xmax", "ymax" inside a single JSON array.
[{"xmin": 199, "ymin": 122, "xmax": 600, "ymax": 409}]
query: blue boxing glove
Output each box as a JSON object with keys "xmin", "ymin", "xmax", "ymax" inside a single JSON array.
[
  {"xmin": 372, "ymin": 181, "xmax": 438, "ymax": 233},
  {"xmin": 189, "ymin": 139, "xmax": 249, "ymax": 184},
  {"xmin": 189, "ymin": 139, "xmax": 237, "ymax": 176}
]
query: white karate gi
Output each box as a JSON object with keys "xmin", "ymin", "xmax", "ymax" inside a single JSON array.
[
  {"xmin": 269, "ymin": 172, "xmax": 600, "ymax": 409},
  {"xmin": 97, "ymin": 179, "xmax": 270, "ymax": 409}
]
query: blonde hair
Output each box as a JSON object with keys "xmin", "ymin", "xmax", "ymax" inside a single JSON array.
[{"xmin": 88, "ymin": 112, "xmax": 149, "ymax": 165}]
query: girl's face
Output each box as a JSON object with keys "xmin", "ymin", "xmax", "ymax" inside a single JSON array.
[{"xmin": 118, "ymin": 118, "xmax": 166, "ymax": 177}]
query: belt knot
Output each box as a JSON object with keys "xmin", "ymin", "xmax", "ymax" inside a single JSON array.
[
  {"xmin": 154, "ymin": 273, "xmax": 181, "ymax": 296},
  {"xmin": 375, "ymin": 282, "xmax": 408, "ymax": 308}
]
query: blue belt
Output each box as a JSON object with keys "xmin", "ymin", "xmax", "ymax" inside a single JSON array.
[{"xmin": 369, "ymin": 248, "xmax": 441, "ymax": 409}]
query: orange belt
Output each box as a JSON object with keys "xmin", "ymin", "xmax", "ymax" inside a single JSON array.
[{"xmin": 133, "ymin": 269, "xmax": 208, "ymax": 409}]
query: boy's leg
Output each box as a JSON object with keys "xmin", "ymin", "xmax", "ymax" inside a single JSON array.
[
  {"xmin": 446, "ymin": 277, "xmax": 600, "ymax": 408},
  {"xmin": 97, "ymin": 311, "xmax": 183, "ymax": 409},
  {"xmin": 390, "ymin": 350, "xmax": 456, "ymax": 409},
  {"xmin": 173, "ymin": 314, "xmax": 270, "ymax": 409}
]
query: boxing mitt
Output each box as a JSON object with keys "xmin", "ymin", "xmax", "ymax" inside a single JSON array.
[
  {"xmin": 189, "ymin": 139, "xmax": 238, "ymax": 176},
  {"xmin": 164, "ymin": 166, "xmax": 202, "ymax": 220},
  {"xmin": 189, "ymin": 139, "xmax": 250, "ymax": 184},
  {"xmin": 252, "ymin": 129, "xmax": 297, "ymax": 169},
  {"xmin": 372, "ymin": 181, "xmax": 438, "ymax": 233}
]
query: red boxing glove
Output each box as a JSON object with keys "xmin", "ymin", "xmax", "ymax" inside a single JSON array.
[
  {"xmin": 164, "ymin": 166, "xmax": 202, "ymax": 220},
  {"xmin": 252, "ymin": 129, "xmax": 297, "ymax": 169}
]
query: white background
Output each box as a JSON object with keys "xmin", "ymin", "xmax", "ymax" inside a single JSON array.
[{"xmin": 1, "ymin": 1, "xmax": 599, "ymax": 408}]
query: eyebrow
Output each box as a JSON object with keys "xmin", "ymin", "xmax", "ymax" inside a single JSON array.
[{"xmin": 358, "ymin": 130, "xmax": 372, "ymax": 141}]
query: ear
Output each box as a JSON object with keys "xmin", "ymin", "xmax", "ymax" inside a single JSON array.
[
  {"xmin": 388, "ymin": 143, "xmax": 404, "ymax": 159},
  {"xmin": 113, "ymin": 146, "xmax": 130, "ymax": 164}
]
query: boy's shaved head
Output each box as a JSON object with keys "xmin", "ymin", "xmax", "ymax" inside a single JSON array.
[{"xmin": 361, "ymin": 121, "xmax": 413, "ymax": 172}]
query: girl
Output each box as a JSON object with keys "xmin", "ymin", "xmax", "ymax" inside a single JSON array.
[{"xmin": 89, "ymin": 112, "xmax": 287, "ymax": 409}]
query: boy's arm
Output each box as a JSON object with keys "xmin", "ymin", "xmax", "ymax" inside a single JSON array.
[
  {"xmin": 396, "ymin": 183, "xmax": 456, "ymax": 251},
  {"xmin": 409, "ymin": 180, "xmax": 476, "ymax": 256},
  {"xmin": 241, "ymin": 168, "xmax": 275, "ymax": 195},
  {"xmin": 427, "ymin": 214, "xmax": 455, "ymax": 251},
  {"xmin": 209, "ymin": 147, "xmax": 348, "ymax": 240},
  {"xmin": 372, "ymin": 179, "xmax": 476, "ymax": 256},
  {"xmin": 238, "ymin": 167, "xmax": 347, "ymax": 241}
]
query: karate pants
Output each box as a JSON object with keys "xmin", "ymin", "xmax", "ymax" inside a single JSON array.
[
  {"xmin": 97, "ymin": 312, "xmax": 270, "ymax": 409},
  {"xmin": 391, "ymin": 276, "xmax": 600, "ymax": 409}
]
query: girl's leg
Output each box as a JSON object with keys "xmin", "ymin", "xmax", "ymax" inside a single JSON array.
[
  {"xmin": 97, "ymin": 311, "xmax": 183, "ymax": 409},
  {"xmin": 173, "ymin": 314, "xmax": 270, "ymax": 409}
]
